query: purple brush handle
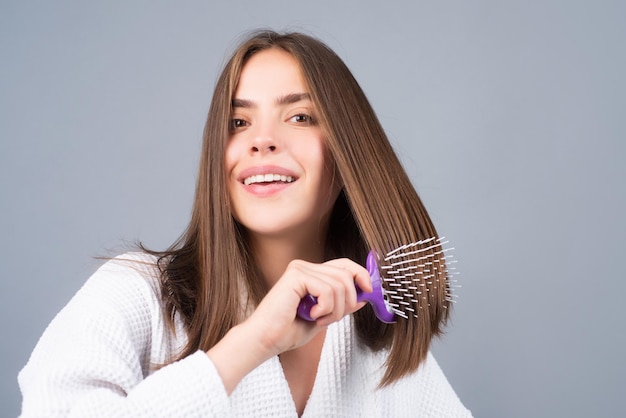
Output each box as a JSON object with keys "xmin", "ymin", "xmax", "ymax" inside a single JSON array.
[{"xmin": 296, "ymin": 250, "xmax": 396, "ymax": 323}]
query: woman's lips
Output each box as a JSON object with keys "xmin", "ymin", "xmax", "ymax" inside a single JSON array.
[
  {"xmin": 237, "ymin": 165, "xmax": 298, "ymax": 196},
  {"xmin": 243, "ymin": 173, "xmax": 295, "ymax": 185},
  {"xmin": 238, "ymin": 165, "xmax": 298, "ymax": 183}
]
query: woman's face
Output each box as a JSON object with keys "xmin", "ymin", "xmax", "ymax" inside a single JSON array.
[{"xmin": 225, "ymin": 48, "xmax": 341, "ymax": 242}]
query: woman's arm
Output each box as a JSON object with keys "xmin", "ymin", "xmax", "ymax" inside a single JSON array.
[
  {"xmin": 18, "ymin": 254, "xmax": 231, "ymax": 417},
  {"xmin": 19, "ymin": 255, "xmax": 372, "ymax": 416},
  {"xmin": 207, "ymin": 257, "xmax": 372, "ymax": 394}
]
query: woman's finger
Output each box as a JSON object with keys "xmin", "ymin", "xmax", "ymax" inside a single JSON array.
[
  {"xmin": 294, "ymin": 260, "xmax": 370, "ymax": 322},
  {"xmin": 323, "ymin": 258, "xmax": 373, "ymax": 293}
]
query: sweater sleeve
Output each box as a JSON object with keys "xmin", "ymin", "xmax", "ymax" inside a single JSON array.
[{"xmin": 18, "ymin": 254, "xmax": 231, "ymax": 417}]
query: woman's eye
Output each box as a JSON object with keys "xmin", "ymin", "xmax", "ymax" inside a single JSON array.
[
  {"xmin": 290, "ymin": 113, "xmax": 315, "ymax": 124},
  {"xmin": 230, "ymin": 119, "xmax": 248, "ymax": 130}
]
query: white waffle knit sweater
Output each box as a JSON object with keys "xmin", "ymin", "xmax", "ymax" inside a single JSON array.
[{"xmin": 18, "ymin": 253, "xmax": 472, "ymax": 417}]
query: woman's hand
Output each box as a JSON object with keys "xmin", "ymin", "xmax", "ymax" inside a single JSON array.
[
  {"xmin": 250, "ymin": 258, "xmax": 373, "ymax": 354},
  {"xmin": 206, "ymin": 258, "xmax": 371, "ymax": 394}
]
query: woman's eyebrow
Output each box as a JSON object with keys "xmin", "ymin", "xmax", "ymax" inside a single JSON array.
[
  {"xmin": 231, "ymin": 93, "xmax": 311, "ymax": 109},
  {"xmin": 276, "ymin": 93, "xmax": 311, "ymax": 105},
  {"xmin": 232, "ymin": 98, "xmax": 254, "ymax": 108}
]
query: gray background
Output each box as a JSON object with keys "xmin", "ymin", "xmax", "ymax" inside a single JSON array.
[{"xmin": 1, "ymin": 1, "xmax": 624, "ymax": 417}]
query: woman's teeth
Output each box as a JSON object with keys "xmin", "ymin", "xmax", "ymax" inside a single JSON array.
[{"xmin": 244, "ymin": 174, "xmax": 295, "ymax": 185}]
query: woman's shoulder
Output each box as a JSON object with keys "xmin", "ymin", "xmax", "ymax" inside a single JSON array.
[
  {"xmin": 81, "ymin": 252, "xmax": 163, "ymax": 307},
  {"xmin": 48, "ymin": 251, "xmax": 168, "ymax": 341},
  {"xmin": 95, "ymin": 251, "xmax": 162, "ymax": 282},
  {"xmin": 378, "ymin": 351, "xmax": 472, "ymax": 417},
  {"xmin": 23, "ymin": 251, "xmax": 176, "ymax": 371},
  {"xmin": 18, "ymin": 252, "xmax": 188, "ymax": 415},
  {"xmin": 335, "ymin": 321, "xmax": 472, "ymax": 416}
]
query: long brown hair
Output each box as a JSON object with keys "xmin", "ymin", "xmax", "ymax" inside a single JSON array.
[{"xmin": 146, "ymin": 30, "xmax": 451, "ymax": 387}]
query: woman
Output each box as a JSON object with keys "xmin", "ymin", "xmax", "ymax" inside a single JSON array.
[{"xmin": 19, "ymin": 30, "xmax": 471, "ymax": 417}]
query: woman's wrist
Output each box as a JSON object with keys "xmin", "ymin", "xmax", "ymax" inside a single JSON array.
[{"xmin": 206, "ymin": 321, "xmax": 274, "ymax": 395}]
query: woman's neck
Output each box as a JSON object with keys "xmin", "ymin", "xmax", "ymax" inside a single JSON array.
[{"xmin": 249, "ymin": 232, "xmax": 327, "ymax": 289}]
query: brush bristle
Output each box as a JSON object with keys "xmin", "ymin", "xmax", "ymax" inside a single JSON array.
[{"xmin": 380, "ymin": 237, "xmax": 460, "ymax": 319}]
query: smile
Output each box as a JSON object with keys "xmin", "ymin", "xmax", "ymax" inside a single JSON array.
[{"xmin": 243, "ymin": 173, "xmax": 295, "ymax": 185}]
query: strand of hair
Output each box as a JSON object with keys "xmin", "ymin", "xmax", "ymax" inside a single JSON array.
[
  {"xmin": 384, "ymin": 242, "xmax": 452, "ymax": 264},
  {"xmin": 385, "ymin": 237, "xmax": 441, "ymax": 257}
]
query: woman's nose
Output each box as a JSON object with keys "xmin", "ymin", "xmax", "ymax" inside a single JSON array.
[
  {"xmin": 250, "ymin": 142, "xmax": 276, "ymax": 153},
  {"xmin": 249, "ymin": 125, "xmax": 279, "ymax": 155}
]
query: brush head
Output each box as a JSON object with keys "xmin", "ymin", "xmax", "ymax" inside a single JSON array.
[
  {"xmin": 380, "ymin": 237, "xmax": 458, "ymax": 320},
  {"xmin": 296, "ymin": 237, "xmax": 458, "ymax": 323}
]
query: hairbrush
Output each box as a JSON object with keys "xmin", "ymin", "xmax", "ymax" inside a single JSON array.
[{"xmin": 296, "ymin": 237, "xmax": 458, "ymax": 323}]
